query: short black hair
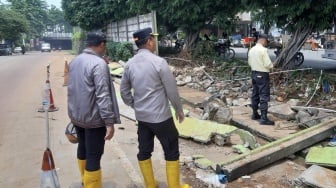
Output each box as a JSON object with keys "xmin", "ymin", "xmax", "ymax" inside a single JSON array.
[
  {"xmin": 86, "ymin": 31, "xmax": 106, "ymax": 47},
  {"xmin": 135, "ymin": 37, "xmax": 151, "ymax": 48}
]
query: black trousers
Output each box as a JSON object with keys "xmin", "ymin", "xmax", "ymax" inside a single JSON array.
[
  {"xmin": 251, "ymin": 71, "xmax": 270, "ymax": 111},
  {"xmin": 137, "ymin": 117, "xmax": 179, "ymax": 161},
  {"xmin": 75, "ymin": 126, "xmax": 106, "ymax": 171}
]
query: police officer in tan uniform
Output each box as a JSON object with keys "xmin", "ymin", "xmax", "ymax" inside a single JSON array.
[{"xmin": 248, "ymin": 34, "xmax": 274, "ymax": 125}]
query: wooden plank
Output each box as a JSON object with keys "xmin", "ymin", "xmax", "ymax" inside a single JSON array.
[{"xmin": 218, "ymin": 118, "xmax": 336, "ymax": 182}]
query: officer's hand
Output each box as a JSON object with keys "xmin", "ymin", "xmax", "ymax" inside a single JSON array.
[
  {"xmin": 105, "ymin": 125, "xmax": 115, "ymax": 140},
  {"xmin": 176, "ymin": 111, "xmax": 185, "ymax": 124}
]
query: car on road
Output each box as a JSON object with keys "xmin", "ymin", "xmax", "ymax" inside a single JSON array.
[
  {"xmin": 13, "ymin": 47, "xmax": 22, "ymax": 53},
  {"xmin": 0, "ymin": 44, "xmax": 12, "ymax": 56},
  {"xmin": 41, "ymin": 43, "xmax": 51, "ymax": 52}
]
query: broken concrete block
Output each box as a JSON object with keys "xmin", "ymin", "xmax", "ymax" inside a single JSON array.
[
  {"xmin": 110, "ymin": 67, "xmax": 124, "ymax": 77},
  {"xmin": 233, "ymin": 129, "xmax": 259, "ymax": 149},
  {"xmin": 305, "ymin": 146, "xmax": 336, "ymax": 167},
  {"xmin": 299, "ymin": 165, "xmax": 336, "ymax": 188},
  {"xmin": 108, "ymin": 62, "xmax": 122, "ymax": 70},
  {"xmin": 213, "ymin": 135, "xmax": 228, "ymax": 146},
  {"xmin": 194, "ymin": 157, "xmax": 214, "ymax": 169},
  {"xmin": 268, "ymin": 103, "xmax": 296, "ymax": 120},
  {"xmin": 184, "ymin": 75, "xmax": 192, "ymax": 83},
  {"xmin": 232, "ymin": 145, "xmax": 250, "ymax": 154},
  {"xmin": 213, "ymin": 106, "xmax": 232, "ymax": 124}
]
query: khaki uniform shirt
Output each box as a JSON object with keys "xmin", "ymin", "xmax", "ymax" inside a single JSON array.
[{"xmin": 248, "ymin": 43, "xmax": 273, "ymax": 72}]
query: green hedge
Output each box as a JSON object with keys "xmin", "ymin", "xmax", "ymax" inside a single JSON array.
[{"xmin": 106, "ymin": 41, "xmax": 133, "ymax": 62}]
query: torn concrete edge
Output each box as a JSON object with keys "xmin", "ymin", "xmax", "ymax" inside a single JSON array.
[
  {"xmin": 298, "ymin": 164, "xmax": 336, "ymax": 188},
  {"xmin": 171, "ymin": 108, "xmax": 259, "ymax": 149},
  {"xmin": 231, "ymin": 118, "xmax": 277, "ymax": 142},
  {"xmin": 217, "ymin": 118, "xmax": 336, "ymax": 182}
]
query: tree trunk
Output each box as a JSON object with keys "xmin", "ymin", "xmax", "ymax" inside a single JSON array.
[
  {"xmin": 185, "ymin": 30, "xmax": 200, "ymax": 51},
  {"xmin": 274, "ymin": 26, "xmax": 313, "ymax": 69}
]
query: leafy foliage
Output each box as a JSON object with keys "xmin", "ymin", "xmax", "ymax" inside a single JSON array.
[
  {"xmin": 47, "ymin": 5, "xmax": 72, "ymax": 33},
  {"xmin": 7, "ymin": 0, "xmax": 49, "ymax": 37},
  {"xmin": 106, "ymin": 42, "xmax": 133, "ymax": 62},
  {"xmin": 0, "ymin": 7, "xmax": 29, "ymax": 41},
  {"xmin": 62, "ymin": 0, "xmax": 132, "ymax": 31}
]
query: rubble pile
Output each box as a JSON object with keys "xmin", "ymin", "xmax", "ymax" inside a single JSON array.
[{"xmin": 170, "ymin": 62, "xmax": 336, "ymax": 127}]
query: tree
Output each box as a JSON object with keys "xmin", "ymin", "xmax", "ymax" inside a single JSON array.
[
  {"xmin": 62, "ymin": 0, "xmax": 246, "ymax": 50},
  {"xmin": 7, "ymin": 0, "xmax": 49, "ymax": 38},
  {"xmin": 0, "ymin": 7, "xmax": 29, "ymax": 42},
  {"xmin": 129, "ymin": 0, "xmax": 245, "ymax": 50},
  {"xmin": 62, "ymin": 0, "xmax": 131, "ymax": 31},
  {"xmin": 47, "ymin": 5, "xmax": 72, "ymax": 33},
  {"xmin": 248, "ymin": 0, "xmax": 336, "ymax": 69}
]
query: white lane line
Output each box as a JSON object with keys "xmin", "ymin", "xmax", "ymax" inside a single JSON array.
[{"xmin": 110, "ymin": 140, "xmax": 143, "ymax": 187}]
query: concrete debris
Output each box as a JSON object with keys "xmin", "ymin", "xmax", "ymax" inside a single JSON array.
[
  {"xmin": 305, "ymin": 146, "xmax": 336, "ymax": 167},
  {"xmin": 201, "ymin": 95, "xmax": 232, "ymax": 124},
  {"xmin": 268, "ymin": 103, "xmax": 296, "ymax": 120},
  {"xmin": 232, "ymin": 145, "xmax": 250, "ymax": 154},
  {"xmin": 299, "ymin": 165, "xmax": 336, "ymax": 188},
  {"xmin": 194, "ymin": 157, "xmax": 214, "ymax": 170},
  {"xmin": 213, "ymin": 135, "xmax": 228, "ymax": 146},
  {"xmin": 233, "ymin": 129, "xmax": 259, "ymax": 149},
  {"xmin": 219, "ymin": 118, "xmax": 336, "ymax": 182}
]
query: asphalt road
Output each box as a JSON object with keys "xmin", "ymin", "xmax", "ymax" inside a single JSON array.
[
  {"xmin": 233, "ymin": 47, "xmax": 336, "ymax": 70},
  {"xmin": 0, "ymin": 51, "xmax": 143, "ymax": 187},
  {"xmin": 0, "ymin": 51, "xmax": 214, "ymax": 188}
]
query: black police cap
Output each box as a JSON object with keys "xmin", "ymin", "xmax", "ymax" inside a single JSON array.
[{"xmin": 133, "ymin": 27, "xmax": 158, "ymax": 42}]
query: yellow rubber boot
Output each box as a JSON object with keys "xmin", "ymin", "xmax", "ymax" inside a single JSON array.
[
  {"xmin": 138, "ymin": 159, "xmax": 158, "ymax": 188},
  {"xmin": 77, "ymin": 159, "xmax": 86, "ymax": 184},
  {"xmin": 83, "ymin": 169, "xmax": 102, "ymax": 188},
  {"xmin": 166, "ymin": 160, "xmax": 190, "ymax": 188}
]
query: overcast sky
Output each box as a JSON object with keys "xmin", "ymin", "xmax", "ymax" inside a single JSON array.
[
  {"xmin": 45, "ymin": 0, "xmax": 61, "ymax": 9},
  {"xmin": 1, "ymin": 0, "xmax": 61, "ymax": 9}
]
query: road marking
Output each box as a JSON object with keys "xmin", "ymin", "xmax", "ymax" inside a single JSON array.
[{"xmin": 110, "ymin": 140, "xmax": 143, "ymax": 187}]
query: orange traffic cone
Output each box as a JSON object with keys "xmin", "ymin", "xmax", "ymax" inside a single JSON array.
[
  {"xmin": 40, "ymin": 150, "xmax": 60, "ymax": 187},
  {"xmin": 63, "ymin": 59, "xmax": 69, "ymax": 87},
  {"xmin": 38, "ymin": 65, "xmax": 59, "ymax": 112},
  {"xmin": 40, "ymin": 95, "xmax": 60, "ymax": 188}
]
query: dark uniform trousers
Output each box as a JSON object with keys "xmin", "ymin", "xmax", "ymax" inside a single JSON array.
[
  {"xmin": 251, "ymin": 71, "xmax": 270, "ymax": 111},
  {"xmin": 137, "ymin": 117, "xmax": 180, "ymax": 161},
  {"xmin": 75, "ymin": 126, "xmax": 106, "ymax": 171}
]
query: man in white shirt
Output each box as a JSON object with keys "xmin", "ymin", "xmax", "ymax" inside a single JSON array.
[{"xmin": 248, "ymin": 34, "xmax": 274, "ymax": 125}]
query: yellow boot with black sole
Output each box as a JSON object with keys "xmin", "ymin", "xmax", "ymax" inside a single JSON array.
[
  {"xmin": 83, "ymin": 169, "xmax": 102, "ymax": 188},
  {"xmin": 166, "ymin": 160, "xmax": 190, "ymax": 188},
  {"xmin": 138, "ymin": 159, "xmax": 158, "ymax": 188}
]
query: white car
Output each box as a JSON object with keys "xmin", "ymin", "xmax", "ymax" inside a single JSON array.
[
  {"xmin": 13, "ymin": 47, "xmax": 22, "ymax": 53},
  {"xmin": 41, "ymin": 43, "xmax": 51, "ymax": 52}
]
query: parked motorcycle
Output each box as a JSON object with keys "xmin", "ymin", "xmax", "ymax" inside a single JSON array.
[
  {"xmin": 174, "ymin": 39, "xmax": 184, "ymax": 52},
  {"xmin": 274, "ymin": 46, "xmax": 304, "ymax": 67},
  {"xmin": 214, "ymin": 39, "xmax": 235, "ymax": 59}
]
